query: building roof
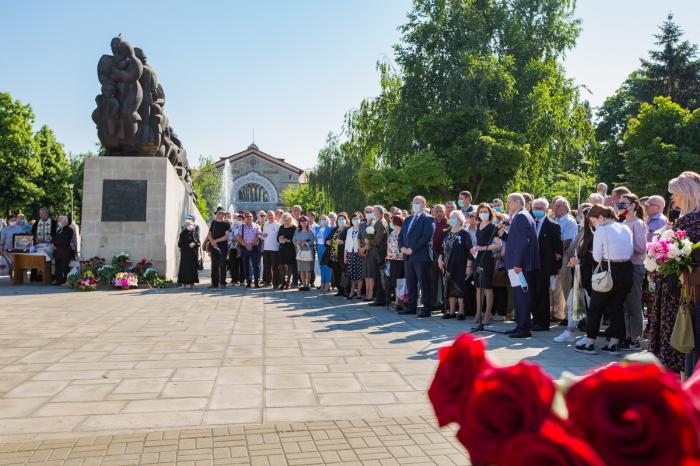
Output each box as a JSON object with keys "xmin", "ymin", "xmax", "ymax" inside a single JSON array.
[{"xmin": 215, "ymin": 146, "xmax": 304, "ymax": 175}]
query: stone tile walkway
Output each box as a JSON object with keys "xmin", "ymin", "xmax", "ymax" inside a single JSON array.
[{"xmin": 0, "ymin": 280, "xmax": 622, "ymax": 463}]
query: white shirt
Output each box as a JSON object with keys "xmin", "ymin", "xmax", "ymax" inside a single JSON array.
[
  {"xmin": 592, "ymin": 221, "xmax": 633, "ymax": 263},
  {"xmin": 346, "ymin": 228, "xmax": 361, "ymax": 253},
  {"xmin": 263, "ymin": 222, "xmax": 280, "ymax": 251},
  {"xmin": 316, "ymin": 226, "xmax": 329, "ymax": 245}
]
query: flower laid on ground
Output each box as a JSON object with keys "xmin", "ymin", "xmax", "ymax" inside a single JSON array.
[
  {"xmin": 76, "ymin": 271, "xmax": 97, "ymax": 291},
  {"xmin": 428, "ymin": 333, "xmax": 700, "ymax": 466},
  {"xmin": 645, "ymin": 229, "xmax": 698, "ymax": 276},
  {"xmin": 111, "ymin": 252, "xmax": 131, "ymax": 271},
  {"xmin": 112, "ymin": 272, "xmax": 138, "ymax": 289}
]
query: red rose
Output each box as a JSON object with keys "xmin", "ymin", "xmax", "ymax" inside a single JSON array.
[
  {"xmin": 428, "ymin": 333, "xmax": 492, "ymax": 427},
  {"xmin": 457, "ymin": 361, "xmax": 557, "ymax": 465},
  {"xmin": 500, "ymin": 418, "xmax": 604, "ymax": 466},
  {"xmin": 685, "ymin": 366, "xmax": 700, "ymax": 420},
  {"xmin": 567, "ymin": 363, "xmax": 700, "ymax": 466}
]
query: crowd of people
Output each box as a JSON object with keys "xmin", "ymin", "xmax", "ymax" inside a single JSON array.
[
  {"xmin": 181, "ymin": 172, "xmax": 700, "ymax": 378},
  {"xmin": 0, "ymin": 208, "xmax": 79, "ymax": 285}
]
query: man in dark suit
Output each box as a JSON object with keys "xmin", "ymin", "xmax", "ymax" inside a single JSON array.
[
  {"xmin": 499, "ymin": 193, "xmax": 541, "ymax": 338},
  {"xmin": 31, "ymin": 207, "xmax": 57, "ymax": 282},
  {"xmin": 398, "ymin": 195, "xmax": 435, "ymax": 318},
  {"xmin": 531, "ymin": 198, "xmax": 563, "ymax": 331}
]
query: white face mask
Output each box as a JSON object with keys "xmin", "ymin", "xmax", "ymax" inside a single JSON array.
[
  {"xmin": 9, "ymin": 221, "xmax": 17, "ymax": 227},
  {"xmin": 186, "ymin": 224, "xmax": 194, "ymax": 231},
  {"xmin": 479, "ymin": 212, "xmax": 490, "ymax": 221},
  {"xmin": 366, "ymin": 212, "xmax": 374, "ymax": 220}
]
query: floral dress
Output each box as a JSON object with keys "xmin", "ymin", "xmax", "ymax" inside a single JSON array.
[{"xmin": 649, "ymin": 212, "xmax": 700, "ymax": 372}]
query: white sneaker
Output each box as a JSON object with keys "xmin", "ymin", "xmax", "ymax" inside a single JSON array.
[{"xmin": 554, "ymin": 330, "xmax": 577, "ymax": 343}]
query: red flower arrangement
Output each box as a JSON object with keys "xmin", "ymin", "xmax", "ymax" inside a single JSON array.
[{"xmin": 428, "ymin": 333, "xmax": 700, "ymax": 466}]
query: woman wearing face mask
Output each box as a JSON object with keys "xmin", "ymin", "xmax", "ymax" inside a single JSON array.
[
  {"xmin": 345, "ymin": 212, "xmax": 365, "ymax": 299},
  {"xmin": 277, "ymin": 213, "xmax": 297, "ymax": 289},
  {"xmin": 52, "ymin": 216, "xmax": 75, "ymax": 286},
  {"xmin": 470, "ymin": 203, "xmax": 501, "ymax": 324},
  {"xmin": 386, "ymin": 215, "xmax": 405, "ymax": 311},
  {"xmin": 617, "ymin": 193, "xmax": 648, "ymax": 351},
  {"xmin": 315, "ymin": 215, "xmax": 332, "ymax": 292},
  {"xmin": 178, "ymin": 220, "xmax": 200, "ymax": 288},
  {"xmin": 438, "ymin": 211, "xmax": 473, "ymax": 319},
  {"xmin": 327, "ymin": 212, "xmax": 349, "ymax": 296},
  {"xmin": 576, "ymin": 205, "xmax": 633, "ymax": 356}
]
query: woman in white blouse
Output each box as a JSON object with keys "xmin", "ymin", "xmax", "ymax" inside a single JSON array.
[
  {"xmin": 344, "ymin": 211, "xmax": 365, "ymax": 299},
  {"xmin": 576, "ymin": 204, "xmax": 633, "ymax": 356}
]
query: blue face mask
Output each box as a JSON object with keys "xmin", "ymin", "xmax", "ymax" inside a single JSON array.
[
  {"xmin": 449, "ymin": 218, "xmax": 459, "ymax": 227},
  {"xmin": 457, "ymin": 199, "xmax": 465, "ymax": 208},
  {"xmin": 494, "ymin": 207, "xmax": 502, "ymax": 213},
  {"xmin": 532, "ymin": 210, "xmax": 545, "ymax": 219},
  {"xmin": 320, "ymin": 220, "xmax": 328, "ymax": 227},
  {"xmin": 412, "ymin": 203, "xmax": 422, "ymax": 213},
  {"xmin": 352, "ymin": 218, "xmax": 360, "ymax": 226},
  {"xmin": 337, "ymin": 219, "xmax": 346, "ymax": 227}
]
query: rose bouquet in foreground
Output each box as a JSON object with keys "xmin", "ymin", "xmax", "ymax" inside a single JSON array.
[
  {"xmin": 644, "ymin": 229, "xmax": 698, "ymax": 276},
  {"xmin": 428, "ymin": 333, "xmax": 700, "ymax": 466}
]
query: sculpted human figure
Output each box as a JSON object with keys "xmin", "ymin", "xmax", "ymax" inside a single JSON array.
[
  {"xmin": 134, "ymin": 47, "xmax": 164, "ymax": 154},
  {"xmin": 109, "ymin": 36, "xmax": 143, "ymax": 149}
]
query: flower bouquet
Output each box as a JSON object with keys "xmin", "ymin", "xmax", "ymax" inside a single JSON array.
[
  {"xmin": 644, "ymin": 229, "xmax": 698, "ymax": 276},
  {"xmin": 111, "ymin": 252, "xmax": 131, "ymax": 271},
  {"xmin": 131, "ymin": 258, "xmax": 153, "ymax": 277},
  {"xmin": 365, "ymin": 224, "xmax": 375, "ymax": 240},
  {"xmin": 429, "ymin": 333, "xmax": 700, "ymax": 466},
  {"xmin": 112, "ymin": 272, "xmax": 138, "ymax": 289},
  {"xmin": 76, "ymin": 271, "xmax": 97, "ymax": 291}
]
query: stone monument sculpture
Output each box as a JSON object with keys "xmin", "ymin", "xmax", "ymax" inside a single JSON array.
[{"xmin": 92, "ymin": 35, "xmax": 194, "ymax": 195}]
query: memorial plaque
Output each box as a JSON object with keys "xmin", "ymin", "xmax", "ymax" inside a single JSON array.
[{"xmin": 101, "ymin": 180, "xmax": 147, "ymax": 221}]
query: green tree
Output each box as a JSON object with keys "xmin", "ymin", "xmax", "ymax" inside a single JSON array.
[
  {"xmin": 32, "ymin": 125, "xmax": 71, "ymax": 217},
  {"xmin": 280, "ymin": 184, "xmax": 324, "ymax": 213},
  {"xmin": 67, "ymin": 151, "xmax": 95, "ymax": 224},
  {"xmin": 192, "ymin": 155, "xmax": 221, "ymax": 220},
  {"xmin": 623, "ymin": 96, "xmax": 700, "ymax": 195},
  {"xmin": 0, "ymin": 92, "xmax": 43, "ymax": 215},
  {"xmin": 596, "ymin": 13, "xmax": 700, "ymax": 184}
]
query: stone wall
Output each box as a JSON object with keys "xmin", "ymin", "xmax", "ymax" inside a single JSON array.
[{"xmin": 81, "ymin": 157, "xmax": 208, "ymax": 279}]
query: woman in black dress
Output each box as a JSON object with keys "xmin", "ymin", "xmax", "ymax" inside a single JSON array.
[
  {"xmin": 178, "ymin": 220, "xmax": 200, "ymax": 288},
  {"xmin": 471, "ymin": 203, "xmax": 501, "ymax": 324},
  {"xmin": 52, "ymin": 216, "xmax": 75, "ymax": 285},
  {"xmin": 326, "ymin": 212, "xmax": 349, "ymax": 296},
  {"xmin": 438, "ymin": 211, "xmax": 473, "ymax": 320},
  {"xmin": 277, "ymin": 213, "xmax": 297, "ymax": 289}
]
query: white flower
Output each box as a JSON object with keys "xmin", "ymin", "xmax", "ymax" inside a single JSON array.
[
  {"xmin": 366, "ymin": 226, "xmax": 375, "ymax": 235},
  {"xmin": 668, "ymin": 243, "xmax": 681, "ymax": 259},
  {"xmin": 644, "ymin": 256, "xmax": 658, "ymax": 273},
  {"xmin": 681, "ymin": 240, "xmax": 693, "ymax": 256},
  {"xmin": 661, "ymin": 229, "xmax": 675, "ymax": 241}
]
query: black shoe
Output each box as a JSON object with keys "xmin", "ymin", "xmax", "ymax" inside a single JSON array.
[
  {"xmin": 390, "ymin": 304, "xmax": 402, "ymax": 312},
  {"xmin": 441, "ymin": 313, "xmax": 453, "ymax": 320},
  {"xmin": 335, "ymin": 292, "xmax": 346, "ymax": 297},
  {"xmin": 617, "ymin": 339, "xmax": 630, "ymax": 351},
  {"xmin": 208, "ymin": 284, "xmax": 218, "ymax": 289},
  {"xmin": 575, "ymin": 343, "xmax": 597, "ymax": 355},
  {"xmin": 417, "ymin": 311, "xmax": 431, "ymax": 319},
  {"xmin": 559, "ymin": 319, "xmax": 569, "ymax": 327},
  {"xmin": 254, "ymin": 283, "xmax": 261, "ymax": 288},
  {"xmin": 504, "ymin": 328, "xmax": 518, "ymax": 335},
  {"xmin": 457, "ymin": 314, "xmax": 466, "ymax": 321},
  {"xmin": 398, "ymin": 309, "xmax": 417, "ymax": 315},
  {"xmin": 531, "ymin": 324, "xmax": 550, "ymax": 332},
  {"xmin": 246, "ymin": 282, "xmax": 251, "ymax": 288},
  {"xmin": 601, "ymin": 344, "xmax": 620, "ymax": 355},
  {"xmin": 627, "ymin": 340, "xmax": 642, "ymax": 351},
  {"xmin": 368, "ymin": 301, "xmax": 385, "ymax": 307},
  {"xmin": 508, "ymin": 330, "xmax": 532, "ymax": 338}
]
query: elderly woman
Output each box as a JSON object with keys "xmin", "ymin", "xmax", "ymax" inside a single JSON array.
[
  {"xmin": 366, "ymin": 205, "xmax": 388, "ymax": 306},
  {"xmin": 650, "ymin": 172, "xmax": 700, "ymax": 375},
  {"xmin": 293, "ymin": 215, "xmax": 315, "ymax": 291},
  {"xmin": 345, "ymin": 212, "xmax": 364, "ymax": 299},
  {"xmin": 52, "ymin": 215, "xmax": 75, "ymax": 285},
  {"xmin": 178, "ymin": 219, "xmax": 200, "ymax": 288},
  {"xmin": 315, "ymin": 215, "xmax": 332, "ymax": 292},
  {"xmin": 386, "ymin": 214, "xmax": 405, "ymax": 311},
  {"xmin": 277, "ymin": 213, "xmax": 297, "ymax": 289},
  {"xmin": 327, "ymin": 212, "xmax": 349, "ymax": 296},
  {"xmin": 438, "ymin": 210, "xmax": 473, "ymax": 320}
]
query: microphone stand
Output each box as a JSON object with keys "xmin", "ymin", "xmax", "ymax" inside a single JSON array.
[{"xmin": 470, "ymin": 221, "xmax": 507, "ymax": 334}]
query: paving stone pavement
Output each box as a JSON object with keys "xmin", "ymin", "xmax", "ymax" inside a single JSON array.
[{"xmin": 0, "ymin": 280, "xmax": 622, "ymax": 464}]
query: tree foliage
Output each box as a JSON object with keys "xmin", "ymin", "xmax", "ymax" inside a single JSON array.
[
  {"xmin": 192, "ymin": 155, "xmax": 221, "ymax": 220},
  {"xmin": 280, "ymin": 183, "xmax": 324, "ymax": 213},
  {"xmin": 32, "ymin": 125, "xmax": 72, "ymax": 217},
  {"xmin": 596, "ymin": 14, "xmax": 700, "ymax": 186},
  {"xmin": 623, "ymin": 96, "xmax": 700, "ymax": 196},
  {"xmin": 0, "ymin": 92, "xmax": 43, "ymax": 215},
  {"xmin": 309, "ymin": 0, "xmax": 595, "ymax": 207}
]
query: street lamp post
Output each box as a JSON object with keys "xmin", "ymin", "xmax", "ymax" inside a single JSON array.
[{"xmin": 69, "ymin": 183, "xmax": 74, "ymax": 220}]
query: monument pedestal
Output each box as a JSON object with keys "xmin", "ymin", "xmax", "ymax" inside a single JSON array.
[{"xmin": 81, "ymin": 157, "xmax": 208, "ymax": 279}]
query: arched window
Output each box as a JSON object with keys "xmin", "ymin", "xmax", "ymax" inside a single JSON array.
[{"xmin": 237, "ymin": 183, "xmax": 269, "ymax": 203}]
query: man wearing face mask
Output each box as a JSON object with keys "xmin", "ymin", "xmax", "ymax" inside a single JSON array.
[
  {"xmin": 398, "ymin": 196, "xmax": 436, "ymax": 318},
  {"xmin": 0, "ymin": 215, "xmax": 23, "ymax": 275},
  {"xmin": 531, "ymin": 198, "xmax": 563, "ymax": 331},
  {"xmin": 458, "ymin": 191, "xmax": 474, "ymax": 216},
  {"xmin": 430, "ymin": 204, "xmax": 449, "ymax": 312},
  {"xmin": 52, "ymin": 216, "xmax": 75, "ymax": 286}
]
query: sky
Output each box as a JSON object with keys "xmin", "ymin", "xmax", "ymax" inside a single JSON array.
[{"xmin": 1, "ymin": 0, "xmax": 700, "ymax": 171}]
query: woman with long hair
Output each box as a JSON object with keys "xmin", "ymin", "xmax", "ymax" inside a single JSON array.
[
  {"xmin": 344, "ymin": 212, "xmax": 364, "ymax": 299},
  {"xmin": 327, "ymin": 212, "xmax": 349, "ymax": 296},
  {"xmin": 471, "ymin": 203, "xmax": 501, "ymax": 324},
  {"xmin": 575, "ymin": 205, "xmax": 633, "ymax": 356},
  {"xmin": 293, "ymin": 215, "xmax": 315, "ymax": 291},
  {"xmin": 650, "ymin": 171, "xmax": 700, "ymax": 375},
  {"xmin": 618, "ymin": 193, "xmax": 648, "ymax": 351}
]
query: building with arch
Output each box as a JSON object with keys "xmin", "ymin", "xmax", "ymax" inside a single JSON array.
[{"xmin": 215, "ymin": 144, "xmax": 304, "ymax": 212}]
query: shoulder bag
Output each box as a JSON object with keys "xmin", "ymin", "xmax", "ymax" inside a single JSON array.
[{"xmin": 591, "ymin": 228, "xmax": 613, "ymax": 293}]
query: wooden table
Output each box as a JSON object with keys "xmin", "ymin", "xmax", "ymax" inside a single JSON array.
[{"xmin": 11, "ymin": 253, "xmax": 52, "ymax": 285}]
